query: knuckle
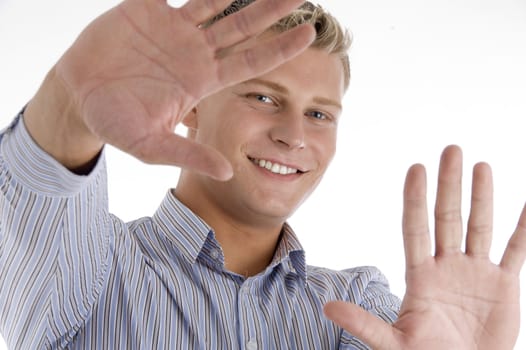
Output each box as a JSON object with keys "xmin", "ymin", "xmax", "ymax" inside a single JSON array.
[
  {"xmin": 233, "ymin": 12, "xmax": 252, "ymax": 36},
  {"xmin": 178, "ymin": 6, "xmax": 196, "ymax": 23},
  {"xmin": 204, "ymin": 0, "xmax": 220, "ymax": 14},
  {"xmin": 435, "ymin": 208, "xmax": 462, "ymax": 223},
  {"xmin": 203, "ymin": 28, "xmax": 218, "ymax": 47},
  {"xmin": 403, "ymin": 219, "xmax": 429, "ymax": 236},
  {"xmin": 467, "ymin": 222, "xmax": 493, "ymax": 235},
  {"xmin": 243, "ymin": 49, "xmax": 257, "ymax": 71}
]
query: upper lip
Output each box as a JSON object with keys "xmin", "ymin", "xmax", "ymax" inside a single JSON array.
[{"xmin": 248, "ymin": 156, "xmax": 307, "ymax": 173}]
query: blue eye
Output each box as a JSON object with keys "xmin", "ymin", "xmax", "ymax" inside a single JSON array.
[
  {"xmin": 253, "ymin": 94, "xmax": 274, "ymax": 104},
  {"xmin": 308, "ymin": 111, "xmax": 328, "ymax": 120}
]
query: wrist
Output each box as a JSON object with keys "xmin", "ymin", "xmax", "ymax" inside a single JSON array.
[{"xmin": 24, "ymin": 66, "xmax": 103, "ymax": 173}]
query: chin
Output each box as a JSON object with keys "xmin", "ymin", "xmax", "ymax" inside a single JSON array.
[{"xmin": 246, "ymin": 198, "xmax": 301, "ymax": 222}]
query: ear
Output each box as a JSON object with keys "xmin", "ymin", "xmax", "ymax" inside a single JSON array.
[{"xmin": 182, "ymin": 107, "xmax": 198, "ymax": 130}]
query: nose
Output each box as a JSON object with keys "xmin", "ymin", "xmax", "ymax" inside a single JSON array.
[{"xmin": 269, "ymin": 112, "xmax": 306, "ymax": 150}]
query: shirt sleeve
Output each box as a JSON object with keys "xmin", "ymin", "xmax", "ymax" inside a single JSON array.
[
  {"xmin": 339, "ymin": 266, "xmax": 401, "ymax": 349},
  {"xmin": 0, "ymin": 112, "xmax": 114, "ymax": 349}
]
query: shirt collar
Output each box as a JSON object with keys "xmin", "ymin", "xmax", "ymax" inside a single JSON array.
[
  {"xmin": 152, "ymin": 190, "xmax": 307, "ymax": 282},
  {"xmin": 270, "ymin": 223, "xmax": 307, "ymax": 282},
  {"xmin": 152, "ymin": 190, "xmax": 213, "ymax": 265}
]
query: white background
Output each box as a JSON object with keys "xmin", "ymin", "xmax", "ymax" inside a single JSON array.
[{"xmin": 1, "ymin": 0, "xmax": 525, "ymax": 348}]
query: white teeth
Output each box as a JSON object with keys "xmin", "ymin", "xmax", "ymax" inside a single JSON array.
[{"xmin": 252, "ymin": 158, "xmax": 299, "ymax": 175}]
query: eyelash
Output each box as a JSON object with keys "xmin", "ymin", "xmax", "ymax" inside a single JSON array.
[
  {"xmin": 245, "ymin": 93, "xmax": 333, "ymax": 122},
  {"xmin": 248, "ymin": 93, "xmax": 276, "ymax": 105},
  {"xmin": 307, "ymin": 111, "xmax": 329, "ymax": 121}
]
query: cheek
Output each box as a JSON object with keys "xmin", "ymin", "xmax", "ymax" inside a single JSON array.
[
  {"xmin": 311, "ymin": 130, "xmax": 337, "ymax": 166},
  {"xmin": 195, "ymin": 116, "xmax": 253, "ymax": 155}
]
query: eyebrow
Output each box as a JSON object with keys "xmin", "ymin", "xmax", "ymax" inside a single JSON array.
[
  {"xmin": 243, "ymin": 78, "xmax": 342, "ymax": 110},
  {"xmin": 243, "ymin": 78, "xmax": 288, "ymax": 94}
]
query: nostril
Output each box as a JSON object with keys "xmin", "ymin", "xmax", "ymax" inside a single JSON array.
[{"xmin": 275, "ymin": 137, "xmax": 305, "ymax": 150}]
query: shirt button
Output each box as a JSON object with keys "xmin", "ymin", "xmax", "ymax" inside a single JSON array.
[
  {"xmin": 210, "ymin": 249, "xmax": 219, "ymax": 259},
  {"xmin": 246, "ymin": 339, "xmax": 257, "ymax": 350}
]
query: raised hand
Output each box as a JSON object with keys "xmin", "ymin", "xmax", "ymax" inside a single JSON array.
[
  {"xmin": 324, "ymin": 145, "xmax": 526, "ymax": 349},
  {"xmin": 26, "ymin": 0, "xmax": 314, "ymax": 179}
]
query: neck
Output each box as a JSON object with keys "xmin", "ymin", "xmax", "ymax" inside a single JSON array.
[
  {"xmin": 172, "ymin": 187, "xmax": 284, "ymax": 277},
  {"xmin": 214, "ymin": 221, "xmax": 282, "ymax": 277}
]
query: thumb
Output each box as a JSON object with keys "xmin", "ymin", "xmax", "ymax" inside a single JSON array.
[
  {"xmin": 324, "ymin": 301, "xmax": 399, "ymax": 350},
  {"xmin": 128, "ymin": 132, "xmax": 233, "ymax": 181}
]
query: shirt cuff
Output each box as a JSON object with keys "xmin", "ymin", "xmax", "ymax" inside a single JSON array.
[{"xmin": 0, "ymin": 111, "xmax": 106, "ymax": 196}]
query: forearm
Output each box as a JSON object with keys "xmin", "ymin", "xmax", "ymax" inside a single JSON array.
[
  {"xmin": 23, "ymin": 65, "xmax": 103, "ymax": 174},
  {"xmin": 0, "ymin": 111, "xmax": 114, "ymax": 348}
]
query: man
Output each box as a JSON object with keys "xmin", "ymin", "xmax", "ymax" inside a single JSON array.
[{"xmin": 1, "ymin": 0, "xmax": 525, "ymax": 349}]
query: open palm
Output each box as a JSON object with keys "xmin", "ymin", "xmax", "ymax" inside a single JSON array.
[
  {"xmin": 325, "ymin": 145, "xmax": 526, "ymax": 349},
  {"xmin": 54, "ymin": 0, "xmax": 314, "ymax": 179}
]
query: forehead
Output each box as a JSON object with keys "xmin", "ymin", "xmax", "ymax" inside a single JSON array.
[
  {"xmin": 212, "ymin": 30, "xmax": 346, "ymax": 108},
  {"xmin": 254, "ymin": 47, "xmax": 345, "ymax": 102}
]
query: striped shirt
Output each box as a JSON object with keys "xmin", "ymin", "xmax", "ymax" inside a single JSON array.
[{"xmin": 0, "ymin": 113, "xmax": 400, "ymax": 349}]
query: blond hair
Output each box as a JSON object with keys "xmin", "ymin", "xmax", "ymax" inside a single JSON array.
[{"xmin": 208, "ymin": 1, "xmax": 352, "ymax": 89}]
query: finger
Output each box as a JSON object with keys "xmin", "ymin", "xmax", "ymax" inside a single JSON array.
[
  {"xmin": 403, "ymin": 164, "xmax": 432, "ymax": 268},
  {"xmin": 465, "ymin": 162, "xmax": 493, "ymax": 257},
  {"xmin": 129, "ymin": 132, "xmax": 233, "ymax": 181},
  {"xmin": 324, "ymin": 301, "xmax": 399, "ymax": 350},
  {"xmin": 216, "ymin": 24, "xmax": 315, "ymax": 86},
  {"xmin": 500, "ymin": 203, "xmax": 526, "ymax": 274},
  {"xmin": 203, "ymin": 0, "xmax": 306, "ymax": 49},
  {"xmin": 179, "ymin": 0, "xmax": 235, "ymax": 24},
  {"xmin": 434, "ymin": 145, "xmax": 463, "ymax": 256}
]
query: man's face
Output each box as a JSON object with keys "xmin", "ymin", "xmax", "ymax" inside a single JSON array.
[{"xmin": 183, "ymin": 47, "xmax": 345, "ymax": 226}]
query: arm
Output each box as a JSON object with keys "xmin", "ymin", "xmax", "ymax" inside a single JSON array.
[
  {"xmin": 325, "ymin": 145, "xmax": 526, "ymax": 349},
  {"xmin": 0, "ymin": 113, "xmax": 111, "ymax": 348},
  {"xmin": 1, "ymin": 0, "xmax": 315, "ymax": 346}
]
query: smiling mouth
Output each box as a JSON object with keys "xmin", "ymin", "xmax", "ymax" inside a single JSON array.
[{"xmin": 248, "ymin": 157, "xmax": 305, "ymax": 175}]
